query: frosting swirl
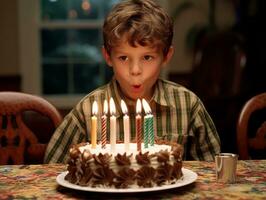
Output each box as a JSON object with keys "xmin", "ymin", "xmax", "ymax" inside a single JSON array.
[
  {"xmin": 156, "ymin": 163, "xmax": 174, "ymax": 185},
  {"xmin": 92, "ymin": 167, "xmax": 115, "ymax": 187},
  {"xmin": 136, "ymin": 166, "xmax": 156, "ymax": 187},
  {"xmin": 136, "ymin": 152, "xmax": 154, "ymax": 165},
  {"xmin": 114, "ymin": 167, "xmax": 136, "ymax": 188},
  {"xmin": 156, "ymin": 150, "xmax": 170, "ymax": 163},
  {"xmin": 93, "ymin": 153, "xmax": 112, "ymax": 167},
  {"xmin": 115, "ymin": 153, "xmax": 132, "ymax": 166}
]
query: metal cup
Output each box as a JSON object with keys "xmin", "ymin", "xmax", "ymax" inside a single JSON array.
[{"xmin": 215, "ymin": 153, "xmax": 238, "ymax": 183}]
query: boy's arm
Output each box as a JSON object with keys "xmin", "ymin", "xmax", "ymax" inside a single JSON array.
[
  {"xmin": 189, "ymin": 99, "xmax": 221, "ymax": 161},
  {"xmin": 44, "ymin": 108, "xmax": 87, "ymax": 164}
]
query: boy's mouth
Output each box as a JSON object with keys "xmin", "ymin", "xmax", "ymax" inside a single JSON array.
[
  {"xmin": 133, "ymin": 85, "xmax": 141, "ymax": 89},
  {"xmin": 131, "ymin": 84, "xmax": 142, "ymax": 93}
]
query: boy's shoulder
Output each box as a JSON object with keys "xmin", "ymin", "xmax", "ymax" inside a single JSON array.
[
  {"xmin": 158, "ymin": 78, "xmax": 196, "ymax": 96},
  {"xmin": 76, "ymin": 83, "xmax": 111, "ymax": 107},
  {"xmin": 155, "ymin": 78, "xmax": 201, "ymax": 107}
]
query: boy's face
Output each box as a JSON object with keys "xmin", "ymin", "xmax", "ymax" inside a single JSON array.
[{"xmin": 102, "ymin": 37, "xmax": 173, "ymax": 101}]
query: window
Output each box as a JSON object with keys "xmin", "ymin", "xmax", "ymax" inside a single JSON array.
[
  {"xmin": 41, "ymin": 0, "xmax": 119, "ymax": 95},
  {"xmin": 19, "ymin": 0, "xmax": 119, "ymax": 108}
]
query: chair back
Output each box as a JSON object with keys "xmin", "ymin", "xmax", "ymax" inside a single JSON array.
[
  {"xmin": 237, "ymin": 92, "xmax": 266, "ymax": 159},
  {"xmin": 0, "ymin": 92, "xmax": 62, "ymax": 164}
]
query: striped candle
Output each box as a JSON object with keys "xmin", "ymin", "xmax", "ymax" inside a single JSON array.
[
  {"xmin": 142, "ymin": 99, "xmax": 154, "ymax": 146},
  {"xmin": 148, "ymin": 114, "xmax": 154, "ymax": 146},
  {"xmin": 91, "ymin": 101, "xmax": 98, "ymax": 149},
  {"xmin": 143, "ymin": 115, "xmax": 149, "ymax": 148},
  {"xmin": 101, "ymin": 99, "xmax": 108, "ymax": 149},
  {"xmin": 136, "ymin": 99, "xmax": 142, "ymax": 151}
]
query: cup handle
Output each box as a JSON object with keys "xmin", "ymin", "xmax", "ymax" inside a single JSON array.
[{"xmin": 216, "ymin": 157, "xmax": 223, "ymax": 172}]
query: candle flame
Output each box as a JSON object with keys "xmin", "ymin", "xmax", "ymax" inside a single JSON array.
[
  {"xmin": 92, "ymin": 100, "xmax": 98, "ymax": 115},
  {"xmin": 136, "ymin": 99, "xmax": 142, "ymax": 114},
  {"xmin": 103, "ymin": 99, "xmax": 108, "ymax": 115},
  {"xmin": 109, "ymin": 97, "xmax": 116, "ymax": 115},
  {"xmin": 142, "ymin": 99, "xmax": 152, "ymax": 114},
  {"xmin": 121, "ymin": 99, "xmax": 128, "ymax": 114}
]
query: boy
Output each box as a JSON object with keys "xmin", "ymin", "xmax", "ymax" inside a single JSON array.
[{"xmin": 44, "ymin": 0, "xmax": 220, "ymax": 163}]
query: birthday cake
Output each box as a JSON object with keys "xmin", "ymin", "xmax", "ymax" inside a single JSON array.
[{"xmin": 64, "ymin": 142, "xmax": 183, "ymax": 189}]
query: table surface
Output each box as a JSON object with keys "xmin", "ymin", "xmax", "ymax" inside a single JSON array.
[{"xmin": 0, "ymin": 160, "xmax": 265, "ymax": 200}]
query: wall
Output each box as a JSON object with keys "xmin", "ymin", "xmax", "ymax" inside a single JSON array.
[
  {"xmin": 168, "ymin": 0, "xmax": 236, "ymax": 73},
  {"xmin": 0, "ymin": 0, "xmax": 19, "ymax": 75}
]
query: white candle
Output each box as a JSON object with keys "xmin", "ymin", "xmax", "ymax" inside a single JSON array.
[
  {"xmin": 91, "ymin": 101, "xmax": 98, "ymax": 149},
  {"xmin": 121, "ymin": 99, "xmax": 130, "ymax": 152},
  {"xmin": 109, "ymin": 97, "xmax": 116, "ymax": 152}
]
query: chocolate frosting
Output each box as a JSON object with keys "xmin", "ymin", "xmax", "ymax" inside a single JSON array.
[
  {"xmin": 135, "ymin": 152, "xmax": 154, "ymax": 165},
  {"xmin": 114, "ymin": 167, "xmax": 136, "ymax": 188},
  {"xmin": 79, "ymin": 167, "xmax": 93, "ymax": 186},
  {"xmin": 69, "ymin": 147, "xmax": 81, "ymax": 160},
  {"xmin": 136, "ymin": 166, "xmax": 156, "ymax": 187},
  {"xmin": 156, "ymin": 163, "xmax": 174, "ymax": 185},
  {"xmin": 171, "ymin": 143, "xmax": 184, "ymax": 161},
  {"xmin": 65, "ymin": 165, "xmax": 78, "ymax": 183},
  {"xmin": 156, "ymin": 150, "xmax": 170, "ymax": 163},
  {"xmin": 65, "ymin": 142, "xmax": 184, "ymax": 188},
  {"xmin": 93, "ymin": 153, "xmax": 112, "ymax": 167},
  {"xmin": 172, "ymin": 161, "xmax": 183, "ymax": 179},
  {"xmin": 92, "ymin": 167, "xmax": 115, "ymax": 187},
  {"xmin": 115, "ymin": 153, "xmax": 132, "ymax": 166}
]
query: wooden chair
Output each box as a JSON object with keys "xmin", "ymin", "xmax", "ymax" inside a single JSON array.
[
  {"xmin": 237, "ymin": 92, "xmax": 266, "ymax": 160},
  {"xmin": 0, "ymin": 92, "xmax": 62, "ymax": 164}
]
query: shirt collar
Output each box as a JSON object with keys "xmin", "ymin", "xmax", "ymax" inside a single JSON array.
[
  {"xmin": 152, "ymin": 79, "xmax": 177, "ymax": 109},
  {"xmin": 107, "ymin": 78, "xmax": 177, "ymax": 118}
]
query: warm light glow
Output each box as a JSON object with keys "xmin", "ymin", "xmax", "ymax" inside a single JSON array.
[
  {"xmin": 68, "ymin": 9, "xmax": 77, "ymax": 19},
  {"xmin": 82, "ymin": 0, "xmax": 91, "ymax": 11},
  {"xmin": 109, "ymin": 97, "xmax": 116, "ymax": 116},
  {"xmin": 92, "ymin": 101, "xmax": 98, "ymax": 115},
  {"xmin": 121, "ymin": 100, "xmax": 128, "ymax": 115},
  {"xmin": 103, "ymin": 99, "xmax": 108, "ymax": 115},
  {"xmin": 136, "ymin": 99, "xmax": 142, "ymax": 114},
  {"xmin": 142, "ymin": 99, "xmax": 152, "ymax": 114}
]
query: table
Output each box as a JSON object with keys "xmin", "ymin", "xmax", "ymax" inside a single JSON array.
[{"xmin": 0, "ymin": 160, "xmax": 265, "ymax": 200}]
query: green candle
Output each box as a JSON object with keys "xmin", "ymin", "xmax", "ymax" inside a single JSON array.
[
  {"xmin": 144, "ymin": 115, "xmax": 149, "ymax": 148},
  {"xmin": 148, "ymin": 114, "xmax": 154, "ymax": 146},
  {"xmin": 142, "ymin": 99, "xmax": 154, "ymax": 148}
]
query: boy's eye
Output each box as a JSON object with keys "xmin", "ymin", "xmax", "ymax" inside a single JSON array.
[
  {"xmin": 118, "ymin": 56, "xmax": 128, "ymax": 61},
  {"xmin": 143, "ymin": 55, "xmax": 153, "ymax": 61}
]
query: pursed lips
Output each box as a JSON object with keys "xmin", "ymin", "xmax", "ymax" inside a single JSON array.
[{"xmin": 131, "ymin": 84, "xmax": 142, "ymax": 92}]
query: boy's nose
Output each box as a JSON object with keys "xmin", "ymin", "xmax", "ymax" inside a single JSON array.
[{"xmin": 130, "ymin": 62, "xmax": 142, "ymax": 76}]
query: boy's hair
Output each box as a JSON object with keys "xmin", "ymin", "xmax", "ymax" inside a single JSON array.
[{"xmin": 103, "ymin": 0, "xmax": 173, "ymax": 56}]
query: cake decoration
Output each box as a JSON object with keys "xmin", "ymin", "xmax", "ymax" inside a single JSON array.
[{"xmin": 64, "ymin": 98, "xmax": 184, "ymax": 189}]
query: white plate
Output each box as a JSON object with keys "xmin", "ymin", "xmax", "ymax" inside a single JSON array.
[{"xmin": 56, "ymin": 168, "xmax": 197, "ymax": 193}]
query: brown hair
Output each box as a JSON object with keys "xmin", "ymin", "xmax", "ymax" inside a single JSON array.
[{"xmin": 103, "ymin": 0, "xmax": 173, "ymax": 56}]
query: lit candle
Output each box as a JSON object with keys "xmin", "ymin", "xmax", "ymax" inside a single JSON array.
[
  {"xmin": 91, "ymin": 101, "xmax": 98, "ymax": 149},
  {"xmin": 142, "ymin": 99, "xmax": 154, "ymax": 146},
  {"xmin": 136, "ymin": 99, "xmax": 142, "ymax": 151},
  {"xmin": 142, "ymin": 99, "xmax": 149, "ymax": 148},
  {"xmin": 101, "ymin": 99, "xmax": 108, "ymax": 149},
  {"xmin": 121, "ymin": 99, "xmax": 130, "ymax": 152},
  {"xmin": 109, "ymin": 97, "xmax": 116, "ymax": 152}
]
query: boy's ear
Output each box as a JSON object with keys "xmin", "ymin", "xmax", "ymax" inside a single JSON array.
[
  {"xmin": 162, "ymin": 46, "xmax": 174, "ymax": 67},
  {"xmin": 101, "ymin": 46, "xmax": 112, "ymax": 67}
]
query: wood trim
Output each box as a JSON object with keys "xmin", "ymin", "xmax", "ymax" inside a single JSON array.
[{"xmin": 0, "ymin": 75, "xmax": 21, "ymax": 91}]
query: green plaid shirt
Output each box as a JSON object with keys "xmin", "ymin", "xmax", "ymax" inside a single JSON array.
[{"xmin": 44, "ymin": 78, "xmax": 220, "ymax": 163}]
